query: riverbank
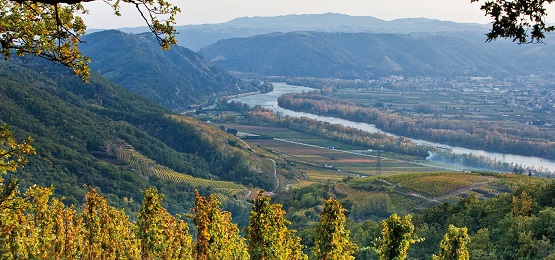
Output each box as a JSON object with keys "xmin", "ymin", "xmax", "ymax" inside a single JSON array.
[{"xmin": 231, "ymin": 82, "xmax": 555, "ymax": 174}]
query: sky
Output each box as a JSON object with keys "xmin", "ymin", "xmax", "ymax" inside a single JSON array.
[{"xmin": 81, "ymin": 0, "xmax": 499, "ymax": 29}]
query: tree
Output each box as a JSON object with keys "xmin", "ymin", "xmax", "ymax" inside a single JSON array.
[
  {"xmin": 246, "ymin": 191, "xmax": 307, "ymax": 260},
  {"xmin": 433, "ymin": 225, "xmax": 471, "ymax": 260},
  {"xmin": 377, "ymin": 214, "xmax": 422, "ymax": 260},
  {"xmin": 0, "ymin": 124, "xmax": 35, "ymax": 210},
  {"xmin": 313, "ymin": 197, "xmax": 358, "ymax": 260},
  {"xmin": 0, "ymin": 124, "xmax": 35, "ymax": 175},
  {"xmin": 191, "ymin": 190, "xmax": 249, "ymax": 260},
  {"xmin": 512, "ymin": 190, "xmax": 534, "ymax": 216},
  {"xmin": 468, "ymin": 228, "xmax": 495, "ymax": 260},
  {"xmin": 82, "ymin": 187, "xmax": 140, "ymax": 259},
  {"xmin": 0, "ymin": 0, "xmax": 180, "ymax": 81},
  {"xmin": 137, "ymin": 187, "xmax": 192, "ymax": 260},
  {"xmin": 471, "ymin": 0, "xmax": 554, "ymax": 43}
]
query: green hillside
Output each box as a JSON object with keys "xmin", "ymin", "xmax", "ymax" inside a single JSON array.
[
  {"xmin": 79, "ymin": 30, "xmax": 258, "ymax": 111},
  {"xmin": 0, "ymin": 57, "xmax": 277, "ymax": 216}
]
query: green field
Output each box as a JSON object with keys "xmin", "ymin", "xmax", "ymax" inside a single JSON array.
[{"xmin": 334, "ymin": 87, "xmax": 551, "ymax": 123}]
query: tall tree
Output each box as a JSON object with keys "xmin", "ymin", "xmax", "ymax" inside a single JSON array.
[
  {"xmin": 82, "ymin": 187, "xmax": 140, "ymax": 259},
  {"xmin": 512, "ymin": 191, "xmax": 535, "ymax": 216},
  {"xmin": 137, "ymin": 187, "xmax": 192, "ymax": 260},
  {"xmin": 433, "ymin": 225, "xmax": 471, "ymax": 260},
  {"xmin": 246, "ymin": 191, "xmax": 307, "ymax": 260},
  {"xmin": 191, "ymin": 190, "xmax": 249, "ymax": 260},
  {"xmin": 313, "ymin": 197, "xmax": 358, "ymax": 260},
  {"xmin": 377, "ymin": 214, "xmax": 421, "ymax": 260}
]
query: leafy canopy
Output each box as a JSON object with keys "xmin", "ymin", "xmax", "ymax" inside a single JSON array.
[
  {"xmin": 433, "ymin": 225, "xmax": 471, "ymax": 260},
  {"xmin": 0, "ymin": 0, "xmax": 180, "ymax": 82},
  {"xmin": 313, "ymin": 198, "xmax": 358, "ymax": 260},
  {"xmin": 0, "ymin": 124, "xmax": 35, "ymax": 175},
  {"xmin": 377, "ymin": 214, "xmax": 422, "ymax": 260},
  {"xmin": 246, "ymin": 191, "xmax": 307, "ymax": 260},
  {"xmin": 471, "ymin": 0, "xmax": 555, "ymax": 43}
]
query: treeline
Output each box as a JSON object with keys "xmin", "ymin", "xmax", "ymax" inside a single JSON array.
[
  {"xmin": 277, "ymin": 92, "xmax": 555, "ymax": 160},
  {"xmin": 231, "ymin": 103, "xmax": 431, "ymax": 158},
  {"xmin": 5, "ymin": 161, "xmax": 554, "ymax": 259},
  {"xmin": 286, "ymin": 77, "xmax": 374, "ymax": 90},
  {"xmin": 411, "ymin": 182, "xmax": 555, "ymax": 259},
  {"xmin": 0, "ymin": 179, "xmax": 470, "ymax": 260}
]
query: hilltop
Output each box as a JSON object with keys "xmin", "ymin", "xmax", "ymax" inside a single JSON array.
[
  {"xmin": 105, "ymin": 13, "xmax": 490, "ymax": 51},
  {"xmin": 79, "ymin": 30, "xmax": 258, "ymax": 111}
]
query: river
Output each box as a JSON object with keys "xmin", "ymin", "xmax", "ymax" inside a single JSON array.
[{"xmin": 231, "ymin": 82, "xmax": 555, "ymax": 173}]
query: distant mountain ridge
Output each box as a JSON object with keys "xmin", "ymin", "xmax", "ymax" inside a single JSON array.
[
  {"xmin": 96, "ymin": 13, "xmax": 490, "ymax": 50},
  {"xmin": 80, "ymin": 30, "xmax": 257, "ymax": 111},
  {"xmin": 198, "ymin": 31, "xmax": 555, "ymax": 79}
]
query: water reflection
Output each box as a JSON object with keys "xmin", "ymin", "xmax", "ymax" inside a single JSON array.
[{"xmin": 232, "ymin": 82, "xmax": 555, "ymax": 173}]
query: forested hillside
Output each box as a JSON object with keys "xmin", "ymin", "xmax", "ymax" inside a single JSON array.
[
  {"xmin": 79, "ymin": 30, "xmax": 258, "ymax": 111},
  {"xmin": 0, "ymin": 57, "xmax": 277, "ymax": 216},
  {"xmin": 199, "ymin": 31, "xmax": 555, "ymax": 78},
  {"xmin": 114, "ymin": 13, "xmax": 490, "ymax": 51}
]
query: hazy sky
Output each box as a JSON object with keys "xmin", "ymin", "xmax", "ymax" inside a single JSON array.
[{"xmin": 81, "ymin": 0, "xmax": 549, "ymax": 29}]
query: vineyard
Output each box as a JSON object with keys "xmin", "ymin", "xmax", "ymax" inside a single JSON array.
[
  {"xmin": 380, "ymin": 172, "xmax": 490, "ymax": 197},
  {"xmin": 111, "ymin": 141, "xmax": 248, "ymax": 202}
]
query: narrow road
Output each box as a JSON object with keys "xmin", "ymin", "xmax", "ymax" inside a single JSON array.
[
  {"xmin": 239, "ymin": 138, "xmax": 257, "ymax": 154},
  {"xmin": 243, "ymin": 189, "xmax": 253, "ymax": 205},
  {"xmin": 273, "ymin": 138, "xmax": 453, "ymax": 171},
  {"xmin": 270, "ymin": 159, "xmax": 279, "ymax": 192}
]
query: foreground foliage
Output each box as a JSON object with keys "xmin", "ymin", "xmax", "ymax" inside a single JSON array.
[
  {"xmin": 0, "ymin": 0, "xmax": 180, "ymax": 81},
  {"xmin": 433, "ymin": 225, "xmax": 470, "ymax": 260},
  {"xmin": 246, "ymin": 191, "xmax": 307, "ymax": 260},
  {"xmin": 377, "ymin": 214, "xmax": 422, "ymax": 260},
  {"xmin": 3, "ymin": 124, "xmax": 555, "ymax": 259},
  {"xmin": 313, "ymin": 198, "xmax": 358, "ymax": 259}
]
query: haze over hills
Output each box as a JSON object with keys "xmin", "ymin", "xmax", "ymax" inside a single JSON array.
[
  {"xmin": 79, "ymin": 30, "xmax": 258, "ymax": 111},
  {"xmin": 104, "ymin": 13, "xmax": 491, "ymax": 50},
  {"xmin": 199, "ymin": 31, "xmax": 555, "ymax": 79}
]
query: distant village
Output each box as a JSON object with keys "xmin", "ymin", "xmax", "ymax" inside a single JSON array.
[{"xmin": 368, "ymin": 75, "xmax": 555, "ymax": 126}]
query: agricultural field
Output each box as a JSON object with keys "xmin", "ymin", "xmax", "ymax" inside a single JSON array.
[
  {"xmin": 333, "ymin": 87, "xmax": 554, "ymax": 126},
  {"xmin": 359, "ymin": 172, "xmax": 492, "ymax": 197},
  {"xmin": 247, "ymin": 138, "xmax": 442, "ymax": 177},
  {"xmin": 224, "ymin": 124, "xmax": 366, "ymax": 150},
  {"xmin": 218, "ymin": 124, "xmax": 484, "ymax": 189},
  {"xmin": 200, "ymin": 116, "xmax": 551, "ymax": 216}
]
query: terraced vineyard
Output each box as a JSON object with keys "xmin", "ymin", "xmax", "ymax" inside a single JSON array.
[{"xmin": 111, "ymin": 142, "xmax": 248, "ymax": 202}]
